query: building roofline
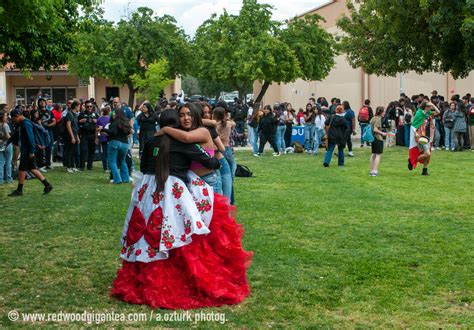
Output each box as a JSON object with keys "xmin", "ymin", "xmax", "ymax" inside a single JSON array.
[{"xmin": 296, "ymin": 0, "xmax": 335, "ymax": 19}]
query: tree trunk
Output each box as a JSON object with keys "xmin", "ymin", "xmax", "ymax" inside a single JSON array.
[
  {"xmin": 255, "ymin": 81, "xmax": 271, "ymax": 104},
  {"xmin": 127, "ymin": 81, "xmax": 136, "ymax": 108},
  {"xmin": 238, "ymin": 88, "xmax": 246, "ymax": 103}
]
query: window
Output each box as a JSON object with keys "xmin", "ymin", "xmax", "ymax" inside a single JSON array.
[
  {"xmin": 66, "ymin": 88, "xmax": 76, "ymax": 100},
  {"xmin": 14, "ymin": 87, "xmax": 76, "ymax": 105},
  {"xmin": 26, "ymin": 88, "xmax": 40, "ymax": 105},
  {"xmin": 52, "ymin": 88, "xmax": 66, "ymax": 104},
  {"xmin": 15, "ymin": 89, "xmax": 25, "ymax": 105}
]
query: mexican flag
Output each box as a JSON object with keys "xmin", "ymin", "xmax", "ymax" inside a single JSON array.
[{"xmin": 408, "ymin": 110, "xmax": 435, "ymax": 169}]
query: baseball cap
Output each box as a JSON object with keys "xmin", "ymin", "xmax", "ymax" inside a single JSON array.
[{"xmin": 10, "ymin": 109, "xmax": 22, "ymax": 118}]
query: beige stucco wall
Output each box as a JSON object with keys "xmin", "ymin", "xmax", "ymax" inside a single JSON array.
[{"xmin": 256, "ymin": 0, "xmax": 474, "ymax": 114}]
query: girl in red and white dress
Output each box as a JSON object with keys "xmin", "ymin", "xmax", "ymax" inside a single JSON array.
[{"xmin": 111, "ymin": 108, "xmax": 252, "ymax": 309}]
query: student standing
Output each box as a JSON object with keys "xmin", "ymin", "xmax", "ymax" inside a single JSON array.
[
  {"xmin": 369, "ymin": 106, "xmax": 388, "ymax": 176},
  {"xmin": 7, "ymin": 109, "xmax": 53, "ymax": 196}
]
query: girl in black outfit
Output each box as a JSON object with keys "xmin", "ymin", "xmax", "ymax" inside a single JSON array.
[
  {"xmin": 112, "ymin": 109, "xmax": 252, "ymax": 309},
  {"xmin": 323, "ymin": 105, "xmax": 348, "ymax": 167},
  {"xmin": 136, "ymin": 102, "xmax": 158, "ymax": 156},
  {"xmin": 257, "ymin": 105, "xmax": 280, "ymax": 156}
]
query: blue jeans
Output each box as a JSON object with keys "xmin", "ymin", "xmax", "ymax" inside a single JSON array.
[
  {"xmin": 108, "ymin": 140, "xmax": 129, "ymax": 183},
  {"xmin": 44, "ymin": 129, "xmax": 54, "ymax": 166},
  {"xmin": 248, "ymin": 126, "xmax": 259, "ymax": 154},
  {"xmin": 360, "ymin": 123, "xmax": 368, "ymax": 145},
  {"xmin": 224, "ymin": 146, "xmax": 236, "ymax": 204},
  {"xmin": 313, "ymin": 128, "xmax": 325, "ymax": 154},
  {"xmin": 218, "ymin": 157, "xmax": 232, "ymax": 200},
  {"xmin": 0, "ymin": 144, "xmax": 13, "ymax": 184},
  {"xmin": 444, "ymin": 127, "xmax": 455, "ymax": 150},
  {"xmin": 304, "ymin": 124, "xmax": 315, "ymax": 151},
  {"xmin": 100, "ymin": 141, "xmax": 108, "ymax": 170},
  {"xmin": 201, "ymin": 171, "xmax": 220, "ymax": 194},
  {"xmin": 275, "ymin": 125, "xmax": 286, "ymax": 151},
  {"xmin": 404, "ymin": 124, "xmax": 411, "ymax": 147},
  {"xmin": 323, "ymin": 143, "xmax": 345, "ymax": 166}
]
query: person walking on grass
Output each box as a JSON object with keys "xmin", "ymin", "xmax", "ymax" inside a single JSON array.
[
  {"xmin": 408, "ymin": 101, "xmax": 440, "ymax": 176},
  {"xmin": 7, "ymin": 109, "xmax": 53, "ymax": 196},
  {"xmin": 323, "ymin": 105, "xmax": 348, "ymax": 167},
  {"xmin": 369, "ymin": 106, "xmax": 388, "ymax": 176},
  {"xmin": 256, "ymin": 105, "xmax": 280, "ymax": 156}
]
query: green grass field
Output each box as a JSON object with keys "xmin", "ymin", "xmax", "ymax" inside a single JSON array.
[{"xmin": 1, "ymin": 147, "xmax": 473, "ymax": 328}]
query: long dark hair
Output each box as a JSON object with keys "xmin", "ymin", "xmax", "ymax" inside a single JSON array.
[
  {"xmin": 212, "ymin": 107, "xmax": 227, "ymax": 127},
  {"xmin": 155, "ymin": 109, "xmax": 180, "ymax": 193},
  {"xmin": 113, "ymin": 108, "xmax": 132, "ymax": 134},
  {"xmin": 178, "ymin": 103, "xmax": 203, "ymax": 130}
]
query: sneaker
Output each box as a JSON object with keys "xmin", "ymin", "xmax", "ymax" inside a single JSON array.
[
  {"xmin": 272, "ymin": 152, "xmax": 281, "ymax": 157},
  {"xmin": 408, "ymin": 159, "xmax": 413, "ymax": 171},
  {"xmin": 43, "ymin": 185, "xmax": 53, "ymax": 195},
  {"xmin": 73, "ymin": 168, "xmax": 81, "ymax": 172},
  {"xmin": 253, "ymin": 153, "xmax": 260, "ymax": 157},
  {"xmin": 360, "ymin": 144, "xmax": 364, "ymax": 148},
  {"xmin": 323, "ymin": 163, "xmax": 329, "ymax": 167},
  {"xmin": 8, "ymin": 190, "xmax": 23, "ymax": 197},
  {"xmin": 451, "ymin": 148, "xmax": 455, "ymax": 151},
  {"xmin": 39, "ymin": 167, "xmax": 48, "ymax": 173},
  {"xmin": 45, "ymin": 166, "xmax": 52, "ymax": 170},
  {"xmin": 67, "ymin": 168, "xmax": 74, "ymax": 173},
  {"xmin": 422, "ymin": 168, "xmax": 429, "ymax": 176},
  {"xmin": 110, "ymin": 179, "xmax": 114, "ymax": 183},
  {"xmin": 348, "ymin": 151, "xmax": 354, "ymax": 157}
]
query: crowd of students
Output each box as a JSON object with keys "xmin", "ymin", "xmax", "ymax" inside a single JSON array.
[{"xmin": 1, "ymin": 90, "xmax": 473, "ymax": 193}]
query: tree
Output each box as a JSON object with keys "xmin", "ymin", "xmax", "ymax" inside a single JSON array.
[
  {"xmin": 130, "ymin": 59, "xmax": 173, "ymax": 105},
  {"xmin": 0, "ymin": 0, "xmax": 100, "ymax": 71},
  {"xmin": 337, "ymin": 0, "xmax": 474, "ymax": 79},
  {"xmin": 181, "ymin": 75, "xmax": 201, "ymax": 96},
  {"xmin": 193, "ymin": 0, "xmax": 336, "ymax": 103},
  {"xmin": 68, "ymin": 7, "xmax": 192, "ymax": 106}
]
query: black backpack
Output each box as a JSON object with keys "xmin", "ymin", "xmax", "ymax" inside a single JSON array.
[{"xmin": 235, "ymin": 164, "xmax": 252, "ymax": 177}]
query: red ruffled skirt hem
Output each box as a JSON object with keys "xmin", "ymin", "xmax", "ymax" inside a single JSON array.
[{"xmin": 111, "ymin": 193, "xmax": 253, "ymax": 309}]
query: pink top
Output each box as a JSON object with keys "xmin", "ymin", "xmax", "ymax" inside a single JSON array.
[{"xmin": 190, "ymin": 148, "xmax": 215, "ymax": 171}]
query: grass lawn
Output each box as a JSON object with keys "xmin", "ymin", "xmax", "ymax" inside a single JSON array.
[{"xmin": 0, "ymin": 147, "xmax": 473, "ymax": 328}]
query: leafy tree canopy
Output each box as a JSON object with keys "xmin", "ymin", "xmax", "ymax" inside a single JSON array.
[
  {"xmin": 131, "ymin": 59, "xmax": 173, "ymax": 105},
  {"xmin": 337, "ymin": 0, "xmax": 474, "ymax": 79},
  {"xmin": 0, "ymin": 0, "xmax": 100, "ymax": 71},
  {"xmin": 68, "ymin": 7, "xmax": 192, "ymax": 106},
  {"xmin": 193, "ymin": 0, "xmax": 336, "ymax": 102}
]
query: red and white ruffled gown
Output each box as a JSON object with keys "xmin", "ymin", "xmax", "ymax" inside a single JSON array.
[{"xmin": 111, "ymin": 172, "xmax": 252, "ymax": 309}]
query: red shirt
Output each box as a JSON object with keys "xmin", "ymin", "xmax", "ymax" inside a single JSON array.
[{"xmin": 52, "ymin": 109, "xmax": 62, "ymax": 124}]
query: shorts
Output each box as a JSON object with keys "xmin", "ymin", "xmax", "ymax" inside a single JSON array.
[
  {"xmin": 418, "ymin": 142, "xmax": 430, "ymax": 153},
  {"xmin": 19, "ymin": 154, "xmax": 38, "ymax": 171},
  {"xmin": 371, "ymin": 138, "xmax": 384, "ymax": 154}
]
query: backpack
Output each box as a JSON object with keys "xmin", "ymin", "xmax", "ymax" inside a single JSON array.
[
  {"xmin": 32, "ymin": 122, "xmax": 51, "ymax": 150},
  {"xmin": 235, "ymin": 164, "xmax": 252, "ymax": 177},
  {"xmin": 362, "ymin": 123, "xmax": 375, "ymax": 143},
  {"xmin": 294, "ymin": 141, "xmax": 304, "ymax": 153},
  {"xmin": 359, "ymin": 106, "xmax": 369, "ymax": 122}
]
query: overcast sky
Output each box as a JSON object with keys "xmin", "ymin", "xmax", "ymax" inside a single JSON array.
[{"xmin": 101, "ymin": 0, "xmax": 330, "ymax": 37}]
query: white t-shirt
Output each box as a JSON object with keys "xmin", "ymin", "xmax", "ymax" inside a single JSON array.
[{"xmin": 314, "ymin": 114, "xmax": 326, "ymax": 129}]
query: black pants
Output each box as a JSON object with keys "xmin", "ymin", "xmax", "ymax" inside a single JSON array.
[
  {"xmin": 284, "ymin": 123, "xmax": 292, "ymax": 147},
  {"xmin": 80, "ymin": 134, "xmax": 96, "ymax": 169},
  {"xmin": 64, "ymin": 137, "xmax": 77, "ymax": 168},
  {"xmin": 258, "ymin": 132, "xmax": 278, "ymax": 153},
  {"xmin": 345, "ymin": 130, "xmax": 353, "ymax": 152}
]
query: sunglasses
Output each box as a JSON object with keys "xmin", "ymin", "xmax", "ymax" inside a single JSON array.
[{"xmin": 86, "ymin": 105, "xmax": 93, "ymax": 108}]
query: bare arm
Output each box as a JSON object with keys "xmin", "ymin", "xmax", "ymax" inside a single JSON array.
[
  {"xmin": 202, "ymin": 119, "xmax": 217, "ymax": 128},
  {"xmin": 213, "ymin": 136, "xmax": 225, "ymax": 153},
  {"xmin": 161, "ymin": 126, "xmax": 209, "ymax": 143}
]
